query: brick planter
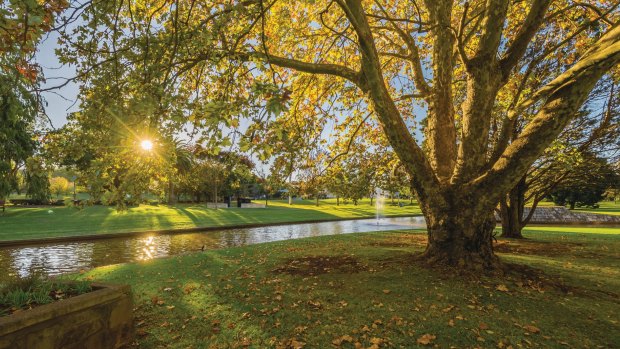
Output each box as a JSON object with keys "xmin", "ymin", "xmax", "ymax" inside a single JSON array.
[{"xmin": 0, "ymin": 283, "xmax": 133, "ymax": 349}]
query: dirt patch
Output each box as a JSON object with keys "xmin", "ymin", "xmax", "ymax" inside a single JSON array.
[
  {"xmin": 365, "ymin": 234, "xmax": 428, "ymax": 248},
  {"xmin": 503, "ymin": 263, "xmax": 619, "ymax": 301},
  {"xmin": 272, "ymin": 255, "xmax": 367, "ymax": 276},
  {"xmin": 493, "ymin": 240, "xmax": 582, "ymax": 257}
]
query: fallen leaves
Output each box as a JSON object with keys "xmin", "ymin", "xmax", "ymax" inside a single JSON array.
[
  {"xmin": 416, "ymin": 333, "xmax": 436, "ymax": 345},
  {"xmin": 495, "ymin": 284, "xmax": 509, "ymax": 292},
  {"xmin": 523, "ymin": 324, "xmax": 541, "ymax": 334},
  {"xmin": 332, "ymin": 335, "xmax": 354, "ymax": 346}
]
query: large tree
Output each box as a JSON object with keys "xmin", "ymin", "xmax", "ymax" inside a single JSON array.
[
  {"xmin": 0, "ymin": 0, "xmax": 66, "ymax": 200},
  {"xmin": 59, "ymin": 0, "xmax": 620, "ymax": 269}
]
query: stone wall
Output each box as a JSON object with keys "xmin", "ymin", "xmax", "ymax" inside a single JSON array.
[
  {"xmin": 241, "ymin": 203, "xmax": 266, "ymax": 208},
  {"xmin": 495, "ymin": 206, "xmax": 620, "ymax": 224},
  {"xmin": 0, "ymin": 283, "xmax": 133, "ymax": 349}
]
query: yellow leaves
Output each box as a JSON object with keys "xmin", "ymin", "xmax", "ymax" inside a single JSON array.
[
  {"xmin": 276, "ymin": 338, "xmax": 306, "ymax": 349},
  {"xmin": 289, "ymin": 339, "xmax": 306, "ymax": 349},
  {"xmin": 331, "ymin": 335, "xmax": 353, "ymax": 346},
  {"xmin": 523, "ymin": 324, "xmax": 541, "ymax": 334},
  {"xmin": 369, "ymin": 337, "xmax": 384, "ymax": 346},
  {"xmin": 150, "ymin": 295, "xmax": 165, "ymax": 305},
  {"xmin": 495, "ymin": 284, "xmax": 509, "ymax": 292},
  {"xmin": 183, "ymin": 284, "xmax": 196, "ymax": 294},
  {"xmin": 416, "ymin": 333, "xmax": 436, "ymax": 345},
  {"xmin": 333, "ymin": 334, "xmax": 386, "ymax": 348},
  {"xmin": 442, "ymin": 305, "xmax": 455, "ymax": 313},
  {"xmin": 307, "ymin": 300, "xmax": 322, "ymax": 309}
]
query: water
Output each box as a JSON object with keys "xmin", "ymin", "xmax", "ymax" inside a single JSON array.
[{"xmin": 0, "ymin": 216, "xmax": 426, "ymax": 281}]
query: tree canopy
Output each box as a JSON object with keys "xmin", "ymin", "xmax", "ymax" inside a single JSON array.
[{"xmin": 49, "ymin": 0, "xmax": 620, "ymax": 268}]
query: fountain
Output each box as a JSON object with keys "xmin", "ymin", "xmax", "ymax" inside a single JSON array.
[{"xmin": 375, "ymin": 187, "xmax": 384, "ymax": 225}]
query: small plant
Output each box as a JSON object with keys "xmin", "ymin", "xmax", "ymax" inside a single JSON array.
[
  {"xmin": 5, "ymin": 289, "xmax": 30, "ymax": 310},
  {"xmin": 72, "ymin": 280, "xmax": 93, "ymax": 294},
  {"xmin": 1, "ymin": 273, "xmax": 94, "ymax": 316}
]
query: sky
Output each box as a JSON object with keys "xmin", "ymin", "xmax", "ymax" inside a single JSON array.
[{"xmin": 36, "ymin": 30, "xmax": 79, "ymax": 129}]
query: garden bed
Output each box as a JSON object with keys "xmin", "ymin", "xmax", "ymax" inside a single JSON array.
[{"xmin": 0, "ymin": 282, "xmax": 133, "ymax": 349}]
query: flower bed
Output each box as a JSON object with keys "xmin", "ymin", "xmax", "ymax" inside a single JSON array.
[{"xmin": 0, "ymin": 282, "xmax": 133, "ymax": 349}]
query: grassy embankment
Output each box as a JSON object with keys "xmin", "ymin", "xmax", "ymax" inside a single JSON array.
[
  {"xmin": 78, "ymin": 226, "xmax": 620, "ymax": 348},
  {"xmin": 0, "ymin": 199, "xmax": 420, "ymax": 242}
]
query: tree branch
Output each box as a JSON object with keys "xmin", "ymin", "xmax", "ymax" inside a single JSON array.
[
  {"xmin": 499, "ymin": 0, "xmax": 552, "ymax": 79},
  {"xmin": 242, "ymin": 52, "xmax": 363, "ymax": 87},
  {"xmin": 473, "ymin": 24, "xmax": 620, "ymax": 200}
]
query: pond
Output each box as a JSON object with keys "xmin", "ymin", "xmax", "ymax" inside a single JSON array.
[{"xmin": 0, "ymin": 216, "xmax": 426, "ymax": 281}]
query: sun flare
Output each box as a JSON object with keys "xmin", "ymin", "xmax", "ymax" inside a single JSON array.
[{"xmin": 140, "ymin": 140, "xmax": 153, "ymax": 151}]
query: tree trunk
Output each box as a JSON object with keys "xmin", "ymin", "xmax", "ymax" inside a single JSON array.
[
  {"xmin": 569, "ymin": 201, "xmax": 575, "ymax": 210},
  {"xmin": 168, "ymin": 181, "xmax": 176, "ymax": 205},
  {"xmin": 288, "ymin": 194, "xmax": 292, "ymax": 205},
  {"xmin": 421, "ymin": 206, "xmax": 499, "ymax": 270},
  {"xmin": 500, "ymin": 176, "xmax": 526, "ymax": 239},
  {"xmin": 369, "ymin": 196, "xmax": 373, "ymax": 206},
  {"xmin": 214, "ymin": 180, "xmax": 218, "ymax": 209},
  {"xmin": 500, "ymin": 202, "xmax": 523, "ymax": 238},
  {"xmin": 315, "ymin": 195, "xmax": 319, "ymax": 207},
  {"xmin": 337, "ymin": 196, "xmax": 340, "ymax": 206}
]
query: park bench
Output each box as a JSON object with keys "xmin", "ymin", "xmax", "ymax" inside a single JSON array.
[{"xmin": 10, "ymin": 199, "xmax": 30, "ymax": 206}]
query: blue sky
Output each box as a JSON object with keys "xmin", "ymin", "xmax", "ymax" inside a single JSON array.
[{"xmin": 36, "ymin": 31, "xmax": 79, "ymax": 128}]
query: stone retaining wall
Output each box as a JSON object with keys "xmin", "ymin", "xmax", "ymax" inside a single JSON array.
[
  {"xmin": 0, "ymin": 283, "xmax": 133, "ymax": 349},
  {"xmin": 496, "ymin": 206, "xmax": 620, "ymax": 224}
]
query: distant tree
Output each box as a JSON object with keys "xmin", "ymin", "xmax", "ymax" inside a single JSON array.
[
  {"xmin": 325, "ymin": 165, "xmax": 347, "ymax": 206},
  {"xmin": 49, "ymin": 177, "xmax": 69, "ymax": 198},
  {"xmin": 167, "ymin": 139, "xmax": 194, "ymax": 204},
  {"xmin": 500, "ymin": 80, "xmax": 619, "ymax": 237},
  {"xmin": 550, "ymin": 155, "xmax": 618, "ymax": 209},
  {"xmin": 0, "ymin": 1, "xmax": 66, "ymax": 201},
  {"xmin": 24, "ymin": 157, "xmax": 50, "ymax": 202}
]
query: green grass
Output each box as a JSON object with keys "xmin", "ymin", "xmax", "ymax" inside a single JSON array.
[
  {"xmin": 0, "ymin": 199, "xmax": 420, "ymax": 242},
  {"xmin": 79, "ymin": 227, "xmax": 620, "ymax": 348},
  {"xmin": 573, "ymin": 201, "xmax": 620, "ymax": 216}
]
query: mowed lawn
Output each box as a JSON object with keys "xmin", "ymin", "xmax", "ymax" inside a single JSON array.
[
  {"xmin": 0, "ymin": 199, "xmax": 421, "ymax": 242},
  {"xmin": 79, "ymin": 227, "xmax": 620, "ymax": 348},
  {"xmin": 574, "ymin": 200, "xmax": 620, "ymax": 216}
]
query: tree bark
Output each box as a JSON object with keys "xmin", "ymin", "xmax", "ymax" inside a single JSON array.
[
  {"xmin": 421, "ymin": 202, "xmax": 499, "ymax": 270},
  {"xmin": 168, "ymin": 181, "xmax": 176, "ymax": 205},
  {"xmin": 500, "ymin": 176, "xmax": 526, "ymax": 238}
]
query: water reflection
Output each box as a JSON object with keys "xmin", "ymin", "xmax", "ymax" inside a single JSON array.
[{"xmin": 0, "ymin": 216, "xmax": 426, "ymax": 281}]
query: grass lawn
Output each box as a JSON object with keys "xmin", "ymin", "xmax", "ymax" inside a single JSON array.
[
  {"xmin": 0, "ymin": 199, "xmax": 420, "ymax": 242},
  {"xmin": 78, "ymin": 227, "xmax": 620, "ymax": 348},
  {"xmin": 573, "ymin": 201, "xmax": 620, "ymax": 216}
]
